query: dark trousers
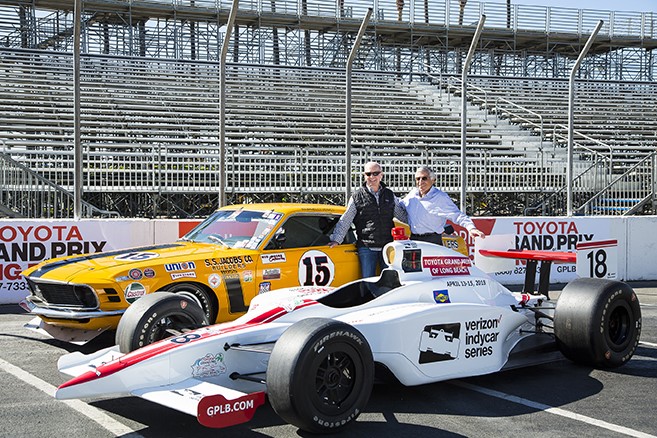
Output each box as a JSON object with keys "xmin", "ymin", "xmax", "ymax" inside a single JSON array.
[{"xmin": 411, "ymin": 233, "xmax": 443, "ymax": 245}]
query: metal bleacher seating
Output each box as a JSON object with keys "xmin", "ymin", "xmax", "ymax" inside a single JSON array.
[
  {"xmin": 453, "ymin": 76, "xmax": 657, "ymax": 215},
  {"xmin": 1, "ymin": 49, "xmax": 568, "ymax": 218},
  {"xmin": 465, "ymin": 76, "xmax": 657, "ymax": 162}
]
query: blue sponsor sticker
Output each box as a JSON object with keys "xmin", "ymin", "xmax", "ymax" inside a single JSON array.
[{"xmin": 433, "ymin": 289, "xmax": 451, "ymax": 303}]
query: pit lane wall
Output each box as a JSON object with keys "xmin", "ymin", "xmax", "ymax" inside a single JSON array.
[{"xmin": 0, "ymin": 216, "xmax": 655, "ymax": 304}]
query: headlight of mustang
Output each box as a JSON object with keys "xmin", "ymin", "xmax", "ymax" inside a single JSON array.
[{"xmin": 26, "ymin": 278, "xmax": 99, "ymax": 310}]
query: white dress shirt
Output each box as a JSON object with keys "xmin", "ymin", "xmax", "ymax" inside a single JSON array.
[{"xmin": 402, "ymin": 187, "xmax": 476, "ymax": 234}]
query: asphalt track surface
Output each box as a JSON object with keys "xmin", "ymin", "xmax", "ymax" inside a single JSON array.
[{"xmin": 1, "ymin": 283, "xmax": 656, "ymax": 438}]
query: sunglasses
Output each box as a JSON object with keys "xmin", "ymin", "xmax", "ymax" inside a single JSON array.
[
  {"xmin": 364, "ymin": 171, "xmax": 381, "ymax": 177},
  {"xmin": 415, "ymin": 176, "xmax": 429, "ymax": 181}
]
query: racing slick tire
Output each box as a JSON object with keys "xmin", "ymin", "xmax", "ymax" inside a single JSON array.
[
  {"xmin": 161, "ymin": 282, "xmax": 218, "ymax": 323},
  {"xmin": 116, "ymin": 292, "xmax": 209, "ymax": 353},
  {"xmin": 554, "ymin": 278, "xmax": 641, "ymax": 368},
  {"xmin": 267, "ymin": 318, "xmax": 374, "ymax": 433}
]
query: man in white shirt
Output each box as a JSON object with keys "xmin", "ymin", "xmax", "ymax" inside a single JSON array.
[{"xmin": 402, "ymin": 166, "xmax": 485, "ymax": 244}]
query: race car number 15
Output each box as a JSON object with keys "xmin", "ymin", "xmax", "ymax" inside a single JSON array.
[
  {"xmin": 298, "ymin": 250, "xmax": 335, "ymax": 286},
  {"xmin": 576, "ymin": 240, "xmax": 618, "ymax": 280}
]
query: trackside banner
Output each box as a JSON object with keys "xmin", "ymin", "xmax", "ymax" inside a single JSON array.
[
  {"xmin": 457, "ymin": 217, "xmax": 623, "ymax": 284},
  {"xmin": 0, "ymin": 220, "xmax": 152, "ymax": 304}
]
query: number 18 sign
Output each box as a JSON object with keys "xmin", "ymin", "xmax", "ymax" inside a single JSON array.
[{"xmin": 576, "ymin": 240, "xmax": 618, "ymax": 280}]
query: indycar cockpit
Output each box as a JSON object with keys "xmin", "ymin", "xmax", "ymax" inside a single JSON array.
[{"xmin": 318, "ymin": 269, "xmax": 403, "ymax": 308}]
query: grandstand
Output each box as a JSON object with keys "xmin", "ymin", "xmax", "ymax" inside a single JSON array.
[{"xmin": 0, "ymin": 0, "xmax": 655, "ymax": 218}]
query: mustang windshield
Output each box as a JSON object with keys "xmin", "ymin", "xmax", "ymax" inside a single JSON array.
[{"xmin": 183, "ymin": 209, "xmax": 283, "ymax": 249}]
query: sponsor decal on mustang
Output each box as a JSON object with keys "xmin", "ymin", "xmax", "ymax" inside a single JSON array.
[
  {"xmin": 171, "ymin": 271, "xmax": 197, "ymax": 280},
  {"xmin": 204, "ymin": 256, "xmax": 251, "ymax": 271},
  {"xmin": 258, "ymin": 282, "xmax": 271, "ymax": 293},
  {"xmin": 124, "ymin": 282, "xmax": 146, "ymax": 303},
  {"xmin": 208, "ymin": 273, "xmax": 222, "ymax": 288},
  {"xmin": 129, "ymin": 268, "xmax": 143, "ymax": 280},
  {"xmin": 262, "ymin": 268, "xmax": 281, "ymax": 280},
  {"xmin": 165, "ymin": 261, "xmax": 197, "ymax": 272},
  {"xmin": 143, "ymin": 268, "xmax": 156, "ymax": 278},
  {"xmin": 115, "ymin": 251, "xmax": 159, "ymax": 261},
  {"xmin": 261, "ymin": 253, "xmax": 286, "ymax": 264}
]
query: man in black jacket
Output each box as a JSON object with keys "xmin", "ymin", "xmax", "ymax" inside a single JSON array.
[{"xmin": 329, "ymin": 161, "xmax": 407, "ymax": 277}]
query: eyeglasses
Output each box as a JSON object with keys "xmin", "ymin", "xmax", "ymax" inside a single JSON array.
[
  {"xmin": 415, "ymin": 176, "xmax": 429, "ymax": 181},
  {"xmin": 364, "ymin": 171, "xmax": 381, "ymax": 177}
]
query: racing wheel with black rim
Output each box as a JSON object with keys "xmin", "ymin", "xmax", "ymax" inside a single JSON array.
[
  {"xmin": 554, "ymin": 277, "xmax": 641, "ymax": 368},
  {"xmin": 162, "ymin": 282, "xmax": 218, "ymax": 323},
  {"xmin": 116, "ymin": 292, "xmax": 209, "ymax": 353},
  {"xmin": 267, "ymin": 318, "xmax": 374, "ymax": 433}
]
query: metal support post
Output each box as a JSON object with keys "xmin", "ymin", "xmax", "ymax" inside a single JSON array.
[
  {"xmin": 344, "ymin": 8, "xmax": 372, "ymax": 203},
  {"xmin": 219, "ymin": 0, "xmax": 240, "ymax": 207},
  {"xmin": 73, "ymin": 0, "xmax": 82, "ymax": 219},
  {"xmin": 567, "ymin": 20, "xmax": 603, "ymax": 216},
  {"xmin": 460, "ymin": 14, "xmax": 486, "ymax": 213}
]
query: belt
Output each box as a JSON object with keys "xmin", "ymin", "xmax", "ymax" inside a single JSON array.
[{"xmin": 412, "ymin": 232, "xmax": 440, "ymax": 237}]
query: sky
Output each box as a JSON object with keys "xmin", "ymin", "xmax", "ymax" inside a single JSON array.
[{"xmin": 485, "ymin": 0, "xmax": 656, "ymax": 13}]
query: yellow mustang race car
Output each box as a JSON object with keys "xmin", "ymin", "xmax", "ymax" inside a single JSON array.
[{"xmin": 20, "ymin": 203, "xmax": 467, "ymax": 344}]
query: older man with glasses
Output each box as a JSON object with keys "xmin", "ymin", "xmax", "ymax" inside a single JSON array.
[
  {"xmin": 402, "ymin": 165, "xmax": 485, "ymax": 245},
  {"xmin": 329, "ymin": 161, "xmax": 407, "ymax": 278}
]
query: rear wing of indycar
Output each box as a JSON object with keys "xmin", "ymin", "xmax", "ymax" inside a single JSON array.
[{"xmin": 475, "ymin": 236, "xmax": 619, "ymax": 298}]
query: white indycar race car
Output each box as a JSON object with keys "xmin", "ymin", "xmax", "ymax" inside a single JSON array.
[{"xmin": 54, "ymin": 235, "xmax": 641, "ymax": 433}]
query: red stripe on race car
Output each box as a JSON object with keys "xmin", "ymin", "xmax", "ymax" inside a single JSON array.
[{"xmin": 58, "ymin": 300, "xmax": 318, "ymax": 389}]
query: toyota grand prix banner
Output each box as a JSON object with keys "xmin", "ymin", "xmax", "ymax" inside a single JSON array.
[
  {"xmin": 455, "ymin": 217, "xmax": 623, "ymax": 285},
  {"xmin": 0, "ymin": 220, "xmax": 153, "ymax": 304}
]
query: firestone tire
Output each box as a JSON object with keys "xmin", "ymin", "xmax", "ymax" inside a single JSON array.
[
  {"xmin": 162, "ymin": 282, "xmax": 218, "ymax": 323},
  {"xmin": 116, "ymin": 292, "xmax": 208, "ymax": 353},
  {"xmin": 267, "ymin": 318, "xmax": 374, "ymax": 433},
  {"xmin": 554, "ymin": 278, "xmax": 641, "ymax": 368}
]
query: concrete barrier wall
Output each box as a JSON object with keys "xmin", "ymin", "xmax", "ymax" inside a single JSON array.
[{"xmin": 1, "ymin": 216, "xmax": 655, "ymax": 304}]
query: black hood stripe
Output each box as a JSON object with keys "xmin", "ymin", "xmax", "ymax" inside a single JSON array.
[{"xmin": 28, "ymin": 243, "xmax": 183, "ymax": 278}]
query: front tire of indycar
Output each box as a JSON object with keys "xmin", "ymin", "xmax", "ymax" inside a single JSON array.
[
  {"xmin": 267, "ymin": 318, "xmax": 374, "ymax": 433},
  {"xmin": 554, "ymin": 278, "xmax": 641, "ymax": 368},
  {"xmin": 116, "ymin": 292, "xmax": 209, "ymax": 353}
]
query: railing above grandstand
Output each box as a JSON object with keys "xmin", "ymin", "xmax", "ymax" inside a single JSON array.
[
  {"xmin": 48, "ymin": 0, "xmax": 657, "ymax": 38},
  {"xmin": 1, "ymin": 0, "xmax": 655, "ymax": 52}
]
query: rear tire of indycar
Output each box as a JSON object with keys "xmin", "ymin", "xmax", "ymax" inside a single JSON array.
[
  {"xmin": 267, "ymin": 318, "xmax": 374, "ymax": 433},
  {"xmin": 116, "ymin": 292, "xmax": 209, "ymax": 353},
  {"xmin": 554, "ymin": 278, "xmax": 641, "ymax": 368}
]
